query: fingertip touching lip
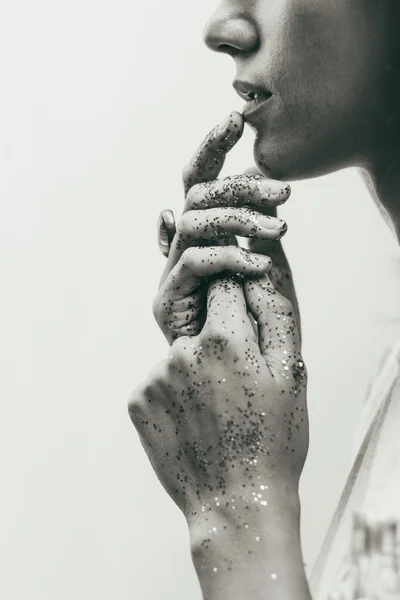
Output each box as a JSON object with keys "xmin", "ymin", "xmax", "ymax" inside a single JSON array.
[
  {"xmin": 233, "ymin": 80, "xmax": 273, "ymax": 121},
  {"xmin": 233, "ymin": 80, "xmax": 272, "ymax": 103}
]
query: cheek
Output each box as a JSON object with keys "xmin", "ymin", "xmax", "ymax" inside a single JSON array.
[
  {"xmin": 251, "ymin": 2, "xmax": 390, "ymax": 178},
  {"xmin": 271, "ymin": 1, "xmax": 391, "ymax": 123},
  {"xmin": 254, "ymin": 10, "xmax": 338, "ymax": 154}
]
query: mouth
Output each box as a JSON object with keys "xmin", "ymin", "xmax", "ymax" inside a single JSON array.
[{"xmin": 233, "ymin": 80, "xmax": 272, "ymax": 121}]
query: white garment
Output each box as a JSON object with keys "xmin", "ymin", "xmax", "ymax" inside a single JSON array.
[{"xmin": 311, "ymin": 342, "xmax": 400, "ymax": 600}]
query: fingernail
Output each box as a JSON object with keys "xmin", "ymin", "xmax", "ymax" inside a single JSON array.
[
  {"xmin": 258, "ymin": 215, "xmax": 287, "ymax": 231},
  {"xmin": 277, "ymin": 221, "xmax": 288, "ymax": 238},
  {"xmin": 260, "ymin": 179, "xmax": 290, "ymax": 199},
  {"xmin": 250, "ymin": 254, "xmax": 272, "ymax": 269},
  {"xmin": 157, "ymin": 210, "xmax": 176, "ymax": 257}
]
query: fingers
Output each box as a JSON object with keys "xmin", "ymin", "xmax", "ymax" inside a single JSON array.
[
  {"xmin": 204, "ymin": 275, "xmax": 256, "ymax": 341},
  {"xmin": 159, "ymin": 171, "xmax": 290, "ymax": 274},
  {"xmin": 244, "ymin": 275, "xmax": 305, "ymax": 384},
  {"xmin": 154, "ymin": 246, "xmax": 272, "ymax": 342},
  {"xmin": 159, "ymin": 114, "xmax": 246, "ymax": 260},
  {"xmin": 161, "ymin": 207, "xmax": 286, "ymax": 281},
  {"xmin": 182, "ymin": 111, "xmax": 244, "ymax": 195},
  {"xmin": 162, "ymin": 245, "xmax": 271, "ymax": 300},
  {"xmin": 177, "ymin": 207, "xmax": 287, "ymax": 246},
  {"xmin": 226, "ymin": 169, "xmax": 288, "ymax": 259},
  {"xmin": 185, "ymin": 174, "xmax": 291, "ymax": 213},
  {"xmin": 237, "ymin": 168, "xmax": 301, "ymax": 340},
  {"xmin": 245, "ymin": 212, "xmax": 302, "ymax": 346},
  {"xmin": 265, "ymin": 255, "xmax": 302, "ymax": 347},
  {"xmin": 183, "ymin": 172, "xmax": 290, "ymax": 276}
]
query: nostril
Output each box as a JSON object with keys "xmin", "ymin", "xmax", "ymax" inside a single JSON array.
[
  {"xmin": 203, "ymin": 18, "xmax": 259, "ymax": 55},
  {"xmin": 216, "ymin": 44, "xmax": 237, "ymax": 55}
]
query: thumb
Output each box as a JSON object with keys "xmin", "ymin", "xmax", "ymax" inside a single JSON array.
[{"xmin": 243, "ymin": 274, "xmax": 303, "ymax": 376}]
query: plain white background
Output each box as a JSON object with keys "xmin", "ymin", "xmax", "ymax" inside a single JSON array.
[{"xmin": 2, "ymin": 1, "xmax": 400, "ymax": 598}]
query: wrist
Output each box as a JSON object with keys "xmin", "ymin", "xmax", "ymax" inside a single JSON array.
[
  {"xmin": 187, "ymin": 485, "xmax": 310, "ymax": 600},
  {"xmin": 188, "ymin": 485, "xmax": 301, "ymax": 563},
  {"xmin": 187, "ymin": 477, "xmax": 300, "ymax": 532}
]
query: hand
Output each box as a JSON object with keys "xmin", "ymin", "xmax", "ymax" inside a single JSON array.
[
  {"xmin": 153, "ymin": 112, "xmax": 296, "ymax": 345},
  {"xmin": 129, "ymin": 272, "xmax": 309, "ymax": 598},
  {"xmin": 131, "ymin": 271, "xmax": 308, "ymax": 508},
  {"xmin": 129, "ymin": 113, "xmax": 310, "ymax": 599},
  {"xmin": 144, "ymin": 112, "xmax": 308, "ymax": 511}
]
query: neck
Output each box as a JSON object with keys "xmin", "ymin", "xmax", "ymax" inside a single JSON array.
[{"xmin": 363, "ymin": 152, "xmax": 400, "ymax": 243}]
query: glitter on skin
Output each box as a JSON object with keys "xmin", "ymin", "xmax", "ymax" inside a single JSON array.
[
  {"xmin": 154, "ymin": 115, "xmax": 293, "ymax": 348},
  {"xmin": 183, "ymin": 114, "xmax": 243, "ymax": 196},
  {"xmin": 136, "ymin": 274, "xmax": 307, "ymax": 572},
  {"xmin": 174, "ymin": 205, "xmax": 287, "ymax": 254},
  {"xmin": 129, "ymin": 108, "xmax": 309, "ymax": 584},
  {"xmin": 185, "ymin": 174, "xmax": 290, "ymax": 211}
]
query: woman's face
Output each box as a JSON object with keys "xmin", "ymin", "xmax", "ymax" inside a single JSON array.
[{"xmin": 204, "ymin": 0, "xmax": 400, "ymax": 180}]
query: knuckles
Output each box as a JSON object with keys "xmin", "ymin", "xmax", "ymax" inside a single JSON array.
[
  {"xmin": 127, "ymin": 361, "xmax": 169, "ymax": 424},
  {"xmin": 168, "ymin": 335, "xmax": 196, "ymax": 366},
  {"xmin": 300, "ymin": 361, "xmax": 309, "ymax": 382},
  {"xmin": 198, "ymin": 322, "xmax": 237, "ymax": 349},
  {"xmin": 175, "ymin": 211, "xmax": 196, "ymax": 239},
  {"xmin": 179, "ymin": 247, "xmax": 194, "ymax": 270},
  {"xmin": 169, "ymin": 330, "xmax": 234, "ymax": 368},
  {"xmin": 152, "ymin": 293, "xmax": 163, "ymax": 326},
  {"xmin": 182, "ymin": 164, "xmax": 196, "ymax": 193},
  {"xmin": 127, "ymin": 382, "xmax": 149, "ymax": 424},
  {"xmin": 274, "ymin": 293, "xmax": 295, "ymax": 316},
  {"xmin": 179, "ymin": 246, "xmax": 203, "ymax": 271},
  {"xmin": 185, "ymin": 182, "xmax": 202, "ymax": 202}
]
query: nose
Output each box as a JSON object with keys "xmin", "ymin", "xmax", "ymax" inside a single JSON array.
[{"xmin": 203, "ymin": 9, "xmax": 259, "ymax": 56}]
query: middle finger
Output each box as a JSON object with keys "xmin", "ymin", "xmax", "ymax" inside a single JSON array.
[
  {"xmin": 184, "ymin": 173, "xmax": 291, "ymax": 213},
  {"xmin": 160, "ymin": 207, "xmax": 287, "ymax": 287}
]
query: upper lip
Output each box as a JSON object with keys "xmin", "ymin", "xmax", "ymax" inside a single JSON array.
[{"xmin": 233, "ymin": 80, "xmax": 272, "ymax": 102}]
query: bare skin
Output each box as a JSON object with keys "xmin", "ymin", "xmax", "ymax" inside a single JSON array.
[
  {"xmin": 130, "ymin": 114, "xmax": 310, "ymax": 600},
  {"xmin": 130, "ymin": 1, "xmax": 400, "ymax": 598},
  {"xmin": 154, "ymin": 112, "xmax": 300, "ymax": 346}
]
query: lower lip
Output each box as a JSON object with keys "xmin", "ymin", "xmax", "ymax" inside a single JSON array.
[{"xmin": 242, "ymin": 95, "xmax": 272, "ymax": 122}]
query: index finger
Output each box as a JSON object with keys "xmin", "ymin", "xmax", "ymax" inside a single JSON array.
[{"xmin": 182, "ymin": 111, "xmax": 244, "ymax": 195}]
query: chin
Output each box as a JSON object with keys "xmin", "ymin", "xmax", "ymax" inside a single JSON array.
[
  {"xmin": 252, "ymin": 127, "xmax": 352, "ymax": 182},
  {"xmin": 253, "ymin": 132, "xmax": 308, "ymax": 181}
]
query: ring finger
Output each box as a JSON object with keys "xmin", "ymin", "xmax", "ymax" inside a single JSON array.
[{"xmin": 160, "ymin": 207, "xmax": 287, "ymax": 287}]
